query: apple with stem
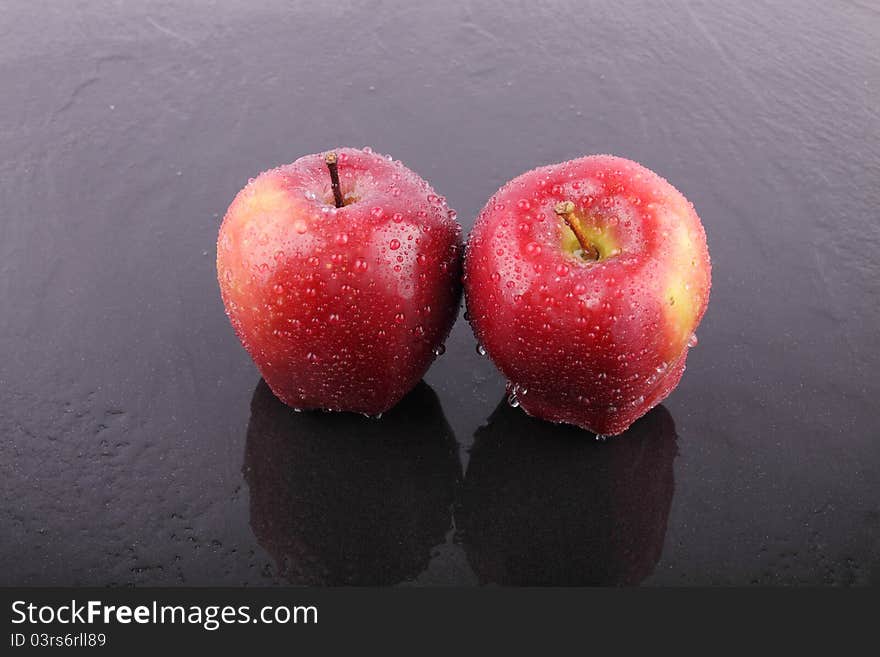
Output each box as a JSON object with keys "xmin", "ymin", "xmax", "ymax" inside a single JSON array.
[
  {"xmin": 217, "ymin": 147, "xmax": 462, "ymax": 415},
  {"xmin": 463, "ymin": 155, "xmax": 711, "ymax": 436}
]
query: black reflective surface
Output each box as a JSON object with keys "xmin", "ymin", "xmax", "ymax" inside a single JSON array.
[
  {"xmin": 458, "ymin": 403, "xmax": 677, "ymax": 586},
  {"xmin": 1, "ymin": 1, "xmax": 878, "ymax": 585},
  {"xmin": 245, "ymin": 381, "xmax": 460, "ymax": 585}
]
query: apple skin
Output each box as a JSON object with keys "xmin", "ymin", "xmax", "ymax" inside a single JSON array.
[
  {"xmin": 463, "ymin": 155, "xmax": 710, "ymax": 435},
  {"xmin": 217, "ymin": 147, "xmax": 462, "ymax": 415}
]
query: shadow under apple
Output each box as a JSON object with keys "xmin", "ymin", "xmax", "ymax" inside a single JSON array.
[
  {"xmin": 456, "ymin": 402, "xmax": 678, "ymax": 586},
  {"xmin": 244, "ymin": 379, "xmax": 461, "ymax": 585}
]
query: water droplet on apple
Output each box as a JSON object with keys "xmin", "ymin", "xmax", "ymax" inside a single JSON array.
[
  {"xmin": 389, "ymin": 239, "xmax": 401, "ymax": 250},
  {"xmin": 354, "ymin": 258, "xmax": 368, "ymax": 272},
  {"xmin": 525, "ymin": 242, "xmax": 541, "ymax": 256},
  {"xmin": 362, "ymin": 146, "xmax": 373, "ymax": 153},
  {"xmin": 476, "ymin": 344, "xmax": 487, "ymax": 356},
  {"xmin": 594, "ymin": 433, "xmax": 610, "ymax": 443},
  {"xmin": 688, "ymin": 333, "xmax": 699, "ymax": 348},
  {"xmin": 432, "ymin": 344, "xmax": 446, "ymax": 356},
  {"xmin": 335, "ymin": 233, "xmax": 349, "ymax": 245},
  {"xmin": 507, "ymin": 392, "xmax": 520, "ymax": 408},
  {"xmin": 304, "ymin": 190, "xmax": 317, "ymax": 200}
]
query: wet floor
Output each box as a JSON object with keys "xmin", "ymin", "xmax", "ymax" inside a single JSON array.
[{"xmin": 1, "ymin": 0, "xmax": 878, "ymax": 585}]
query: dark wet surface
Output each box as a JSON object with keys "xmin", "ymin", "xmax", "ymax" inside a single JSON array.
[{"xmin": 1, "ymin": 1, "xmax": 878, "ymax": 585}]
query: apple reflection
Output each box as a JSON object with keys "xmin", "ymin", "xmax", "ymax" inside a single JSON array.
[
  {"xmin": 244, "ymin": 380, "xmax": 461, "ymax": 585},
  {"xmin": 457, "ymin": 402, "xmax": 678, "ymax": 586}
]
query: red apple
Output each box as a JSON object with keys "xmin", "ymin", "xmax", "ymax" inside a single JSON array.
[
  {"xmin": 217, "ymin": 147, "xmax": 462, "ymax": 415},
  {"xmin": 463, "ymin": 155, "xmax": 711, "ymax": 435}
]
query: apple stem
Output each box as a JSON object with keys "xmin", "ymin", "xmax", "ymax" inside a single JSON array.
[
  {"xmin": 325, "ymin": 152, "xmax": 344, "ymax": 208},
  {"xmin": 554, "ymin": 201, "xmax": 599, "ymax": 260}
]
